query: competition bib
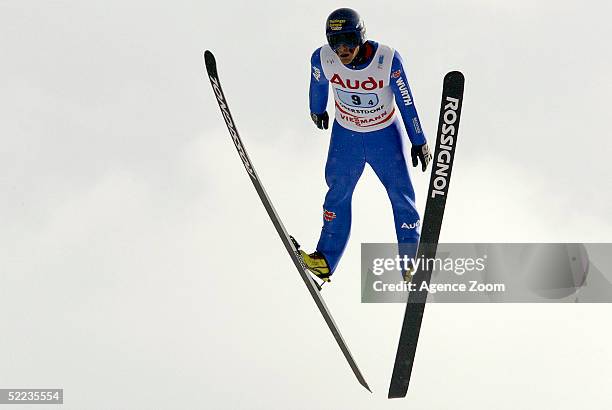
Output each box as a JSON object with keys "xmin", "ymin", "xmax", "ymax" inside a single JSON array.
[{"xmin": 320, "ymin": 43, "xmax": 396, "ymax": 133}]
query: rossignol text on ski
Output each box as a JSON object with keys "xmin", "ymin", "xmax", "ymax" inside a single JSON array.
[{"xmin": 388, "ymin": 71, "xmax": 465, "ymax": 399}]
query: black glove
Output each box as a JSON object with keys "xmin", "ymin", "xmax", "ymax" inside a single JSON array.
[
  {"xmin": 411, "ymin": 143, "xmax": 432, "ymax": 172},
  {"xmin": 310, "ymin": 111, "xmax": 329, "ymax": 130}
]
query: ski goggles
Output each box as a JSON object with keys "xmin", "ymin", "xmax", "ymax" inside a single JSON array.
[{"xmin": 327, "ymin": 32, "xmax": 360, "ymax": 51}]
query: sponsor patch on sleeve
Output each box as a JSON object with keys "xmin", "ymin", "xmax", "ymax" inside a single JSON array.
[
  {"xmin": 412, "ymin": 117, "xmax": 422, "ymax": 134},
  {"xmin": 323, "ymin": 209, "xmax": 337, "ymax": 221},
  {"xmin": 312, "ymin": 65, "xmax": 321, "ymax": 81}
]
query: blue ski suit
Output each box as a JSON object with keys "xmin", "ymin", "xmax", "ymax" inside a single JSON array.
[{"xmin": 309, "ymin": 41, "xmax": 426, "ymax": 273}]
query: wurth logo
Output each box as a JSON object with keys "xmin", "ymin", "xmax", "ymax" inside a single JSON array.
[
  {"xmin": 395, "ymin": 77, "xmax": 412, "ymax": 106},
  {"xmin": 323, "ymin": 210, "xmax": 336, "ymax": 222},
  {"xmin": 431, "ymin": 96, "xmax": 460, "ymax": 198},
  {"xmin": 209, "ymin": 75, "xmax": 256, "ymax": 179}
]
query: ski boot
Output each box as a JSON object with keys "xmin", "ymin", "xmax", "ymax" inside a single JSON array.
[
  {"xmin": 290, "ymin": 236, "xmax": 332, "ymax": 284},
  {"xmin": 402, "ymin": 262, "xmax": 415, "ymax": 283}
]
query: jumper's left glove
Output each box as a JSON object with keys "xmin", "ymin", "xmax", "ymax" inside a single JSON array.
[{"xmin": 411, "ymin": 143, "xmax": 432, "ymax": 172}]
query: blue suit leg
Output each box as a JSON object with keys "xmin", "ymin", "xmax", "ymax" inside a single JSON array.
[
  {"xmin": 364, "ymin": 120, "xmax": 421, "ymax": 247},
  {"xmin": 316, "ymin": 121, "xmax": 366, "ymax": 273}
]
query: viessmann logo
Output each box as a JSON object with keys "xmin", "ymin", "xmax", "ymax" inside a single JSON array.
[
  {"xmin": 209, "ymin": 75, "xmax": 256, "ymax": 180},
  {"xmin": 431, "ymin": 96, "xmax": 460, "ymax": 198}
]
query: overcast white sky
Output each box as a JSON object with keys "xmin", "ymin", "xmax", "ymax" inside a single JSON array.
[{"xmin": 1, "ymin": 0, "xmax": 611, "ymax": 408}]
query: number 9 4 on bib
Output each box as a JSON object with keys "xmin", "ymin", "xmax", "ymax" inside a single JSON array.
[{"xmin": 336, "ymin": 89, "xmax": 379, "ymax": 108}]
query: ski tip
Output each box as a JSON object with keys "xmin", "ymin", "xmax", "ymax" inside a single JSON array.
[
  {"xmin": 444, "ymin": 70, "xmax": 465, "ymax": 86},
  {"xmin": 363, "ymin": 383, "xmax": 373, "ymax": 393},
  {"xmin": 204, "ymin": 50, "xmax": 216, "ymax": 72}
]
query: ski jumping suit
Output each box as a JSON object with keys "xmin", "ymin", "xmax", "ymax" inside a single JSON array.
[{"xmin": 309, "ymin": 41, "xmax": 426, "ymax": 273}]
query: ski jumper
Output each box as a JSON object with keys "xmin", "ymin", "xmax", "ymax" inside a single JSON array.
[{"xmin": 309, "ymin": 41, "xmax": 426, "ymax": 273}]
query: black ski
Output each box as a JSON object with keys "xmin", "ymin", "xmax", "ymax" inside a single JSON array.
[
  {"xmin": 388, "ymin": 71, "xmax": 465, "ymax": 398},
  {"xmin": 203, "ymin": 50, "xmax": 371, "ymax": 392}
]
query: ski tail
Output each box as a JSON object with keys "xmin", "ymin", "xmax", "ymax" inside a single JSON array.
[
  {"xmin": 388, "ymin": 71, "xmax": 465, "ymax": 399},
  {"xmin": 204, "ymin": 50, "xmax": 370, "ymax": 392}
]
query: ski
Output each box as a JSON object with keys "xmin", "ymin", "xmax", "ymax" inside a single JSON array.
[
  {"xmin": 388, "ymin": 71, "xmax": 465, "ymax": 398},
  {"xmin": 203, "ymin": 50, "xmax": 371, "ymax": 392}
]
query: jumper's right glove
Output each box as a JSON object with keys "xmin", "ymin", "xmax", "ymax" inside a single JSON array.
[
  {"xmin": 411, "ymin": 143, "xmax": 432, "ymax": 172},
  {"xmin": 310, "ymin": 111, "xmax": 329, "ymax": 130}
]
